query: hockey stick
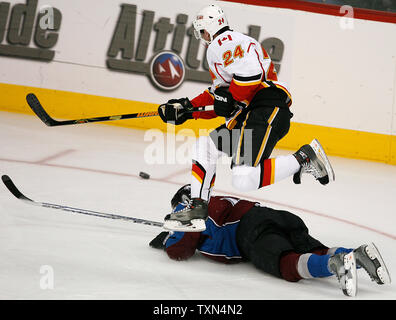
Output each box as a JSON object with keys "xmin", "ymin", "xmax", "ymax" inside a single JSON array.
[
  {"xmin": 26, "ymin": 93, "xmax": 214, "ymax": 127},
  {"xmin": 1, "ymin": 175, "xmax": 164, "ymax": 228}
]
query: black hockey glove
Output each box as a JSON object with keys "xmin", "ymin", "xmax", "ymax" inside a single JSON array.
[
  {"xmin": 158, "ymin": 98, "xmax": 194, "ymax": 125},
  {"xmin": 149, "ymin": 231, "xmax": 169, "ymax": 250},
  {"xmin": 213, "ymin": 87, "xmax": 237, "ymax": 117}
]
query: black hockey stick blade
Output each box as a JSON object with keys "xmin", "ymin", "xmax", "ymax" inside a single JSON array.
[
  {"xmin": 26, "ymin": 93, "xmax": 60, "ymax": 126},
  {"xmin": 1, "ymin": 175, "xmax": 34, "ymax": 202}
]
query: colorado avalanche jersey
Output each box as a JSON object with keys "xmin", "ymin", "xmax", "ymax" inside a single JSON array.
[
  {"xmin": 165, "ymin": 196, "xmax": 257, "ymax": 263},
  {"xmin": 191, "ymin": 30, "xmax": 292, "ymax": 122}
]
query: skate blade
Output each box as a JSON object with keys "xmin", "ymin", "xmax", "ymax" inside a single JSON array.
[
  {"xmin": 366, "ymin": 243, "xmax": 391, "ymax": 284},
  {"xmin": 163, "ymin": 219, "xmax": 206, "ymax": 232},
  {"xmin": 310, "ymin": 139, "xmax": 335, "ymax": 182},
  {"xmin": 343, "ymin": 252, "xmax": 358, "ymax": 297}
]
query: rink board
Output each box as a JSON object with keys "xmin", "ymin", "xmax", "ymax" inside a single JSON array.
[
  {"xmin": 0, "ymin": 0, "xmax": 395, "ymax": 164},
  {"xmin": 1, "ymin": 82, "xmax": 395, "ymax": 164}
]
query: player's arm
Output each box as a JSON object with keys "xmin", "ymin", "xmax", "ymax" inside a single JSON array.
[
  {"xmin": 165, "ymin": 232, "xmax": 202, "ymax": 260},
  {"xmin": 157, "ymin": 90, "xmax": 218, "ymax": 124},
  {"xmin": 190, "ymin": 88, "xmax": 218, "ymax": 120},
  {"xmin": 149, "ymin": 231, "xmax": 201, "ymax": 261},
  {"xmin": 185, "ymin": 50, "xmax": 228, "ymax": 120}
]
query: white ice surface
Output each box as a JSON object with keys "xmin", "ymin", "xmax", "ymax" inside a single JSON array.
[{"xmin": 0, "ymin": 111, "xmax": 395, "ymax": 300}]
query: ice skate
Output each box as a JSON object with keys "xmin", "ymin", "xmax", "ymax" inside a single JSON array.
[
  {"xmin": 354, "ymin": 242, "xmax": 391, "ymax": 285},
  {"xmin": 293, "ymin": 139, "xmax": 335, "ymax": 185},
  {"xmin": 328, "ymin": 251, "xmax": 357, "ymax": 297},
  {"xmin": 163, "ymin": 198, "xmax": 208, "ymax": 232}
]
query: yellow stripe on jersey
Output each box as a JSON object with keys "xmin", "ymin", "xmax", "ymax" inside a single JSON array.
[
  {"xmin": 270, "ymin": 158, "xmax": 276, "ymax": 184},
  {"xmin": 275, "ymin": 84, "xmax": 292, "ymax": 101},
  {"xmin": 235, "ymin": 111, "xmax": 251, "ymax": 165},
  {"xmin": 226, "ymin": 108, "xmax": 243, "ymax": 130},
  {"xmin": 192, "ymin": 171, "xmax": 203, "ymax": 185},
  {"xmin": 254, "ymin": 107, "xmax": 279, "ymax": 167},
  {"xmin": 232, "ymin": 78, "xmax": 262, "ymax": 87}
]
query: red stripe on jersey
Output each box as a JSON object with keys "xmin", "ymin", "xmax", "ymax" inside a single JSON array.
[
  {"xmin": 261, "ymin": 47, "xmax": 270, "ymax": 59},
  {"xmin": 210, "ymin": 174, "xmax": 216, "ymax": 188},
  {"xmin": 229, "ymin": 79, "xmax": 261, "ymax": 102},
  {"xmin": 229, "ymin": 45, "xmax": 266, "ymax": 102},
  {"xmin": 228, "ymin": 46, "xmax": 267, "ymax": 102},
  {"xmin": 192, "ymin": 163, "xmax": 205, "ymax": 182},
  {"xmin": 266, "ymin": 62, "xmax": 278, "ymax": 82},
  {"xmin": 247, "ymin": 42, "xmax": 255, "ymax": 53},
  {"xmin": 254, "ymin": 48, "xmax": 265, "ymax": 81},
  {"xmin": 261, "ymin": 159, "xmax": 273, "ymax": 187}
]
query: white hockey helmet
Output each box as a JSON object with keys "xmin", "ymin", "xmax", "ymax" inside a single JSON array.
[{"xmin": 193, "ymin": 4, "xmax": 229, "ymax": 45}]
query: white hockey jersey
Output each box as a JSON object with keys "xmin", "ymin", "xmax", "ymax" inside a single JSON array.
[{"xmin": 190, "ymin": 30, "xmax": 291, "ymax": 122}]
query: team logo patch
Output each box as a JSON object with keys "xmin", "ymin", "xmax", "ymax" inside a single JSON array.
[{"xmin": 149, "ymin": 51, "xmax": 185, "ymax": 91}]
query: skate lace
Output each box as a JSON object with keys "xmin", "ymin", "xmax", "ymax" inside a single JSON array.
[{"xmin": 302, "ymin": 162, "xmax": 321, "ymax": 179}]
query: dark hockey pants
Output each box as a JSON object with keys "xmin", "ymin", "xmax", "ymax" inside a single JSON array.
[{"xmin": 236, "ymin": 206, "xmax": 327, "ymax": 279}]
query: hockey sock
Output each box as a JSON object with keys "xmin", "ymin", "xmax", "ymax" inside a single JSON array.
[
  {"xmin": 279, "ymin": 252, "xmax": 303, "ymax": 282},
  {"xmin": 281, "ymin": 248, "xmax": 355, "ymax": 282},
  {"xmin": 231, "ymin": 155, "xmax": 300, "ymax": 191},
  {"xmin": 260, "ymin": 155, "xmax": 300, "ymax": 187},
  {"xmin": 297, "ymin": 253, "xmax": 333, "ymax": 279},
  {"xmin": 327, "ymin": 247, "xmax": 353, "ymax": 256},
  {"xmin": 191, "ymin": 136, "xmax": 224, "ymax": 201}
]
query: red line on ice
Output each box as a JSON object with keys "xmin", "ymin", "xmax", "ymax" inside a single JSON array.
[{"xmin": 1, "ymin": 156, "xmax": 395, "ymax": 241}]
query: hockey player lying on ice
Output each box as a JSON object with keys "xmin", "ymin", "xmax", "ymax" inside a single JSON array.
[{"xmin": 150, "ymin": 185, "xmax": 391, "ymax": 297}]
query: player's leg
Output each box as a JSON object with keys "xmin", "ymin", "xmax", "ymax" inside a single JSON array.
[
  {"xmin": 237, "ymin": 206, "xmax": 357, "ymax": 296},
  {"xmin": 280, "ymin": 250, "xmax": 358, "ymax": 297},
  {"xmin": 190, "ymin": 135, "xmax": 224, "ymax": 201},
  {"xmin": 231, "ymin": 155, "xmax": 300, "ymax": 191},
  {"xmin": 236, "ymin": 216, "xmax": 295, "ymax": 279},
  {"xmin": 231, "ymin": 106, "xmax": 334, "ymax": 191},
  {"xmin": 276, "ymin": 209, "xmax": 358, "ymax": 296},
  {"xmin": 163, "ymin": 126, "xmax": 227, "ymax": 231},
  {"xmin": 231, "ymin": 106, "xmax": 300, "ymax": 191}
]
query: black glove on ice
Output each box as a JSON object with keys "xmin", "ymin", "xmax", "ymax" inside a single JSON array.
[
  {"xmin": 213, "ymin": 87, "xmax": 237, "ymax": 117},
  {"xmin": 158, "ymin": 98, "xmax": 194, "ymax": 125},
  {"xmin": 149, "ymin": 231, "xmax": 169, "ymax": 250}
]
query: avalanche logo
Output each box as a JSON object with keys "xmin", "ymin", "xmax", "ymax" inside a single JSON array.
[{"xmin": 149, "ymin": 51, "xmax": 185, "ymax": 91}]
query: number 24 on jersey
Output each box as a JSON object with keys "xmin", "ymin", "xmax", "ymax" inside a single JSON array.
[{"xmin": 223, "ymin": 45, "xmax": 244, "ymax": 67}]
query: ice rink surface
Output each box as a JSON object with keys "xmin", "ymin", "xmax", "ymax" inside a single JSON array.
[{"xmin": 0, "ymin": 111, "xmax": 395, "ymax": 300}]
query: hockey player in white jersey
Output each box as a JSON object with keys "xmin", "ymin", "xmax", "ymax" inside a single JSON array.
[{"xmin": 158, "ymin": 4, "xmax": 335, "ymax": 232}]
